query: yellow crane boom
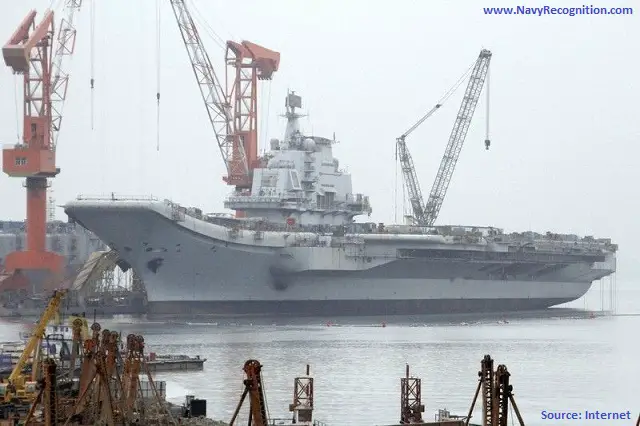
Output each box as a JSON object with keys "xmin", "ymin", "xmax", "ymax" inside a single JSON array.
[{"xmin": 1, "ymin": 289, "xmax": 68, "ymax": 402}]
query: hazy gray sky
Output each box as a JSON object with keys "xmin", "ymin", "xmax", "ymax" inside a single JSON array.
[{"xmin": 1, "ymin": 0, "xmax": 638, "ymax": 279}]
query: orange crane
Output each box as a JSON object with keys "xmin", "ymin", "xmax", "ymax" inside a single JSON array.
[
  {"xmin": 168, "ymin": 0, "xmax": 280, "ymax": 197},
  {"xmin": 2, "ymin": 3, "xmax": 82, "ymax": 279},
  {"xmin": 229, "ymin": 359, "xmax": 269, "ymax": 426}
]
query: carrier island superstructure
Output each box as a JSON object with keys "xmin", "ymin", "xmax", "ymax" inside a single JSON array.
[{"xmin": 64, "ymin": 90, "xmax": 617, "ymax": 316}]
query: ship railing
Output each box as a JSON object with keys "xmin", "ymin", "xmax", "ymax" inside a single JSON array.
[
  {"xmin": 163, "ymin": 201, "xmax": 186, "ymax": 222},
  {"xmin": 504, "ymin": 231, "xmax": 616, "ymax": 246},
  {"xmin": 225, "ymin": 195, "xmax": 284, "ymax": 205},
  {"xmin": 267, "ymin": 159, "xmax": 295, "ymax": 169},
  {"xmin": 289, "ymin": 235, "xmax": 322, "ymax": 247},
  {"xmin": 76, "ymin": 194, "xmax": 159, "ymax": 202},
  {"xmin": 334, "ymin": 235, "xmax": 365, "ymax": 245},
  {"xmin": 499, "ymin": 234, "xmax": 614, "ymax": 248},
  {"xmin": 533, "ymin": 242, "xmax": 612, "ymax": 254},
  {"xmin": 437, "ymin": 225, "xmax": 504, "ymax": 237}
]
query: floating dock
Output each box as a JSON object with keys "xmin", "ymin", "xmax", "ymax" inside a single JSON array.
[{"xmin": 146, "ymin": 352, "xmax": 206, "ymax": 373}]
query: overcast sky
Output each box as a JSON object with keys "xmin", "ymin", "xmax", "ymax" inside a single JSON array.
[{"xmin": 1, "ymin": 0, "xmax": 638, "ymax": 285}]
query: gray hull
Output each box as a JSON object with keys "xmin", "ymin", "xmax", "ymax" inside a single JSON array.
[{"xmin": 64, "ymin": 199, "xmax": 612, "ymax": 317}]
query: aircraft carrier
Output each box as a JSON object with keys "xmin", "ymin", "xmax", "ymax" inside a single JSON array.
[{"xmin": 63, "ymin": 92, "xmax": 618, "ymax": 317}]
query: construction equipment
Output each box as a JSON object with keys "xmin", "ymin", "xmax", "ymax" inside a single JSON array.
[
  {"xmin": 464, "ymin": 355, "xmax": 525, "ymax": 426},
  {"xmin": 22, "ymin": 357, "xmax": 58, "ymax": 425},
  {"xmin": 289, "ymin": 364, "xmax": 315, "ymax": 425},
  {"xmin": 396, "ymin": 49, "xmax": 491, "ymax": 226},
  {"xmin": 229, "ymin": 360, "xmax": 327, "ymax": 426},
  {"xmin": 10, "ymin": 323, "xmax": 185, "ymax": 425},
  {"xmin": 168, "ymin": 0, "xmax": 280, "ymax": 193},
  {"xmin": 62, "ymin": 324, "xmax": 177, "ymax": 425},
  {"xmin": 0, "ymin": 289, "xmax": 68, "ymax": 403},
  {"xmin": 229, "ymin": 359, "xmax": 269, "ymax": 426},
  {"xmin": 399, "ymin": 365, "xmax": 425, "ymax": 424},
  {"xmin": 1, "ymin": 2, "xmax": 83, "ymax": 278}
]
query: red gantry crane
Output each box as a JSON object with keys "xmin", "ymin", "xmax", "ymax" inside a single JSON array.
[
  {"xmin": 2, "ymin": 3, "xmax": 82, "ymax": 279},
  {"xmin": 396, "ymin": 49, "xmax": 491, "ymax": 226},
  {"xmin": 168, "ymin": 0, "xmax": 280, "ymax": 194}
]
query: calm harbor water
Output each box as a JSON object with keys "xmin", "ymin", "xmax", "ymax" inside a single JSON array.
[{"xmin": 0, "ymin": 286, "xmax": 638, "ymax": 426}]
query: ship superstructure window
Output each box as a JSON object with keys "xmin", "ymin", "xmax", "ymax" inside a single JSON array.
[
  {"xmin": 261, "ymin": 171, "xmax": 278, "ymax": 188},
  {"xmin": 14, "ymin": 157, "xmax": 27, "ymax": 166},
  {"xmin": 316, "ymin": 193, "xmax": 334, "ymax": 209},
  {"xmin": 289, "ymin": 170, "xmax": 301, "ymax": 190},
  {"xmin": 325, "ymin": 192, "xmax": 335, "ymax": 207}
]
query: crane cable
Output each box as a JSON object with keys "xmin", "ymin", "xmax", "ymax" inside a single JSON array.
[
  {"xmin": 394, "ymin": 57, "xmax": 477, "ymax": 217},
  {"xmin": 90, "ymin": 0, "xmax": 95, "ymax": 130},
  {"xmin": 155, "ymin": 0, "xmax": 161, "ymax": 152},
  {"xmin": 485, "ymin": 65, "xmax": 491, "ymax": 150},
  {"xmin": 394, "ymin": 151, "xmax": 398, "ymax": 223},
  {"xmin": 401, "ymin": 60, "xmax": 475, "ymax": 139}
]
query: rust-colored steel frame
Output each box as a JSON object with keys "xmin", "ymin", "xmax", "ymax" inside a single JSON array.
[
  {"xmin": 2, "ymin": 9, "xmax": 64, "ymax": 275},
  {"xmin": 225, "ymin": 40, "xmax": 280, "ymax": 190},
  {"xmin": 289, "ymin": 364, "xmax": 314, "ymax": 423},
  {"xmin": 400, "ymin": 364, "xmax": 424, "ymax": 424}
]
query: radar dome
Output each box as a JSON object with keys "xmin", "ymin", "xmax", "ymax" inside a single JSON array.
[{"xmin": 302, "ymin": 138, "xmax": 316, "ymax": 151}]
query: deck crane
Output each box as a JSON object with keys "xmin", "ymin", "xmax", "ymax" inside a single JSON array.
[
  {"xmin": 1, "ymin": 2, "xmax": 83, "ymax": 277},
  {"xmin": 397, "ymin": 49, "xmax": 491, "ymax": 226},
  {"xmin": 168, "ymin": 0, "xmax": 280, "ymax": 193}
]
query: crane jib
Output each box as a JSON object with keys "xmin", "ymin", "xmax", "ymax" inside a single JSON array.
[{"xmin": 396, "ymin": 49, "xmax": 492, "ymax": 227}]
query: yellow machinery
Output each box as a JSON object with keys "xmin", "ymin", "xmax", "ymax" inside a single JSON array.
[{"xmin": 0, "ymin": 289, "xmax": 68, "ymax": 402}]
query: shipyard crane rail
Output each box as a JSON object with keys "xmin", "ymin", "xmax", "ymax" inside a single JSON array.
[{"xmin": 397, "ymin": 49, "xmax": 491, "ymax": 226}]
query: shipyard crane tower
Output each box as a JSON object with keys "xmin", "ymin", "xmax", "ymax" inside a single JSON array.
[
  {"xmin": 2, "ymin": 3, "xmax": 82, "ymax": 279},
  {"xmin": 397, "ymin": 49, "xmax": 491, "ymax": 226},
  {"xmin": 169, "ymin": 0, "xmax": 280, "ymax": 195}
]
